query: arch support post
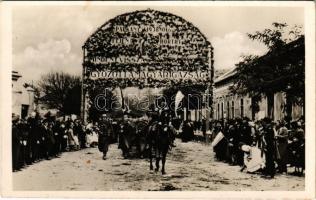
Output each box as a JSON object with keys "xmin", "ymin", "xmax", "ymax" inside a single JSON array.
[
  {"xmin": 205, "ymin": 45, "xmax": 214, "ymax": 143},
  {"xmin": 81, "ymin": 47, "xmax": 88, "ymax": 124}
]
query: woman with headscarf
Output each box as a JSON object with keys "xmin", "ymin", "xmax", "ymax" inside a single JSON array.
[{"xmin": 275, "ymin": 121, "xmax": 289, "ymax": 173}]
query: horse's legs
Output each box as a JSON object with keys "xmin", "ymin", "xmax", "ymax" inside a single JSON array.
[
  {"xmin": 155, "ymin": 149, "xmax": 160, "ymax": 172},
  {"xmin": 139, "ymin": 139, "xmax": 146, "ymax": 159},
  {"xmin": 121, "ymin": 146, "xmax": 126, "ymax": 158},
  {"xmin": 155, "ymin": 156, "xmax": 160, "ymax": 172},
  {"xmin": 294, "ymin": 167, "xmax": 298, "ymax": 175},
  {"xmin": 299, "ymin": 167, "xmax": 304, "ymax": 176},
  {"xmin": 149, "ymin": 144, "xmax": 153, "ymax": 170},
  {"xmin": 161, "ymin": 152, "xmax": 167, "ymax": 175}
]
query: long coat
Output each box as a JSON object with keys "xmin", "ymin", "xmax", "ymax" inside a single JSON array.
[
  {"xmin": 98, "ymin": 121, "xmax": 113, "ymax": 154},
  {"xmin": 264, "ymin": 125, "xmax": 276, "ymax": 177},
  {"xmin": 12, "ymin": 123, "xmax": 21, "ymax": 170},
  {"xmin": 276, "ymin": 126, "xmax": 288, "ymax": 172},
  {"xmin": 182, "ymin": 121, "xmax": 194, "ymax": 142}
]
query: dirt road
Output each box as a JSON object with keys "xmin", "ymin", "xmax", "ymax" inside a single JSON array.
[{"xmin": 13, "ymin": 140, "xmax": 304, "ymax": 191}]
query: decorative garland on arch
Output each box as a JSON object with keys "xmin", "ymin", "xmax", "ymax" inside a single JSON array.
[{"xmin": 82, "ymin": 9, "xmax": 214, "ymax": 94}]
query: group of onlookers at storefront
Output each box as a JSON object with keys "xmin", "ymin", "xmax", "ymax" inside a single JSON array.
[
  {"xmin": 11, "ymin": 112, "xmax": 100, "ymax": 172},
  {"xmin": 209, "ymin": 117, "xmax": 305, "ymax": 178}
]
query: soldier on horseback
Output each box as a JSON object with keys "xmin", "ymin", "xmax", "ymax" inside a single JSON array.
[
  {"xmin": 160, "ymin": 109, "xmax": 177, "ymax": 148},
  {"xmin": 147, "ymin": 108, "xmax": 175, "ymax": 174}
]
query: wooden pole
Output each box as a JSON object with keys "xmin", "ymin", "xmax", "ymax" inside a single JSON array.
[
  {"xmin": 205, "ymin": 44, "xmax": 214, "ymax": 143},
  {"xmin": 81, "ymin": 47, "xmax": 86, "ymax": 123}
]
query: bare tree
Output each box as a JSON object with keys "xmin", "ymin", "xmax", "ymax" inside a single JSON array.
[{"xmin": 37, "ymin": 71, "xmax": 82, "ymax": 115}]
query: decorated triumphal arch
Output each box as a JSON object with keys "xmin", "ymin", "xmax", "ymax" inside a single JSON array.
[{"xmin": 81, "ymin": 9, "xmax": 214, "ymax": 122}]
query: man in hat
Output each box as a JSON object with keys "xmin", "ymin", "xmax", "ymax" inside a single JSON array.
[
  {"xmin": 212, "ymin": 122, "xmax": 227, "ymax": 161},
  {"xmin": 262, "ymin": 118, "xmax": 276, "ymax": 178},
  {"xmin": 74, "ymin": 119, "xmax": 86, "ymax": 149},
  {"xmin": 163, "ymin": 112, "xmax": 177, "ymax": 148},
  {"xmin": 18, "ymin": 118, "xmax": 31, "ymax": 167},
  {"xmin": 12, "ymin": 114, "xmax": 21, "ymax": 171},
  {"xmin": 27, "ymin": 112, "xmax": 40, "ymax": 162},
  {"xmin": 52, "ymin": 120, "xmax": 62, "ymax": 157},
  {"xmin": 240, "ymin": 117, "xmax": 252, "ymax": 145}
]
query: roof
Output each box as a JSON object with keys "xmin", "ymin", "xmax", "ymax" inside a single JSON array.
[
  {"xmin": 214, "ymin": 36, "xmax": 304, "ymax": 86},
  {"xmin": 215, "ymin": 67, "xmax": 236, "ymax": 84}
]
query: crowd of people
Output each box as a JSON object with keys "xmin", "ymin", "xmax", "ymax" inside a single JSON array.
[
  {"xmin": 209, "ymin": 117, "xmax": 305, "ymax": 178},
  {"xmin": 11, "ymin": 112, "xmax": 101, "ymax": 172},
  {"xmin": 12, "ymin": 110, "xmax": 305, "ymax": 179}
]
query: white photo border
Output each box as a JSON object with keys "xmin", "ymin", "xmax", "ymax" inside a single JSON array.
[{"xmin": 0, "ymin": 1, "xmax": 315, "ymax": 199}]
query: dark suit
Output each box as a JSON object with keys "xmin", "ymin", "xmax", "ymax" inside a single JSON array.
[
  {"xmin": 52, "ymin": 122, "xmax": 62, "ymax": 156},
  {"xmin": 12, "ymin": 123, "xmax": 21, "ymax": 171},
  {"xmin": 264, "ymin": 124, "xmax": 276, "ymax": 178}
]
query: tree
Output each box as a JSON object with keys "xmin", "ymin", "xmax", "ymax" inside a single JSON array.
[
  {"xmin": 37, "ymin": 72, "xmax": 82, "ymax": 116},
  {"xmin": 230, "ymin": 23, "xmax": 304, "ymax": 120}
]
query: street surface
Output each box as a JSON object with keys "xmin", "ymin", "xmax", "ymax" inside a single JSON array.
[{"xmin": 13, "ymin": 140, "xmax": 304, "ymax": 191}]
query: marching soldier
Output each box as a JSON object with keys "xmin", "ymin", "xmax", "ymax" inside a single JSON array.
[{"xmin": 98, "ymin": 114, "xmax": 113, "ymax": 160}]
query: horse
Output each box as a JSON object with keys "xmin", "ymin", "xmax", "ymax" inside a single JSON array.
[
  {"xmin": 135, "ymin": 120, "xmax": 149, "ymax": 158},
  {"xmin": 118, "ymin": 121, "xmax": 135, "ymax": 158},
  {"xmin": 118, "ymin": 120, "xmax": 148, "ymax": 158},
  {"xmin": 147, "ymin": 121, "xmax": 173, "ymax": 175}
]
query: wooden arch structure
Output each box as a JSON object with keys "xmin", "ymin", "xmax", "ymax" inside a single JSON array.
[{"xmin": 81, "ymin": 9, "xmax": 214, "ymax": 122}]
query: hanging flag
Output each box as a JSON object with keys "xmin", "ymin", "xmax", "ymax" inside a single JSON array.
[
  {"xmin": 113, "ymin": 87, "xmax": 122, "ymax": 106},
  {"xmin": 175, "ymin": 90, "xmax": 184, "ymax": 116},
  {"xmin": 211, "ymin": 131, "xmax": 224, "ymax": 147}
]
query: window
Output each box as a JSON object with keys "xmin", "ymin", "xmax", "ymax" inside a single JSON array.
[
  {"xmin": 227, "ymin": 101, "xmax": 230, "ymax": 119},
  {"xmin": 221, "ymin": 102, "xmax": 224, "ymax": 119},
  {"xmin": 240, "ymin": 98, "xmax": 244, "ymax": 117},
  {"xmin": 231, "ymin": 101, "xmax": 235, "ymax": 118},
  {"xmin": 217, "ymin": 103, "xmax": 220, "ymax": 119}
]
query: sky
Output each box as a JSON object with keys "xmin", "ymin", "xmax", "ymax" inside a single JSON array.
[{"xmin": 12, "ymin": 5, "xmax": 304, "ymax": 83}]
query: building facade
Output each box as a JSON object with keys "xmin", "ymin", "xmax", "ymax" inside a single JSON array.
[
  {"xmin": 213, "ymin": 69, "xmax": 304, "ymax": 121},
  {"xmin": 12, "ymin": 71, "xmax": 35, "ymax": 119},
  {"xmin": 213, "ymin": 36, "xmax": 304, "ymax": 122}
]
